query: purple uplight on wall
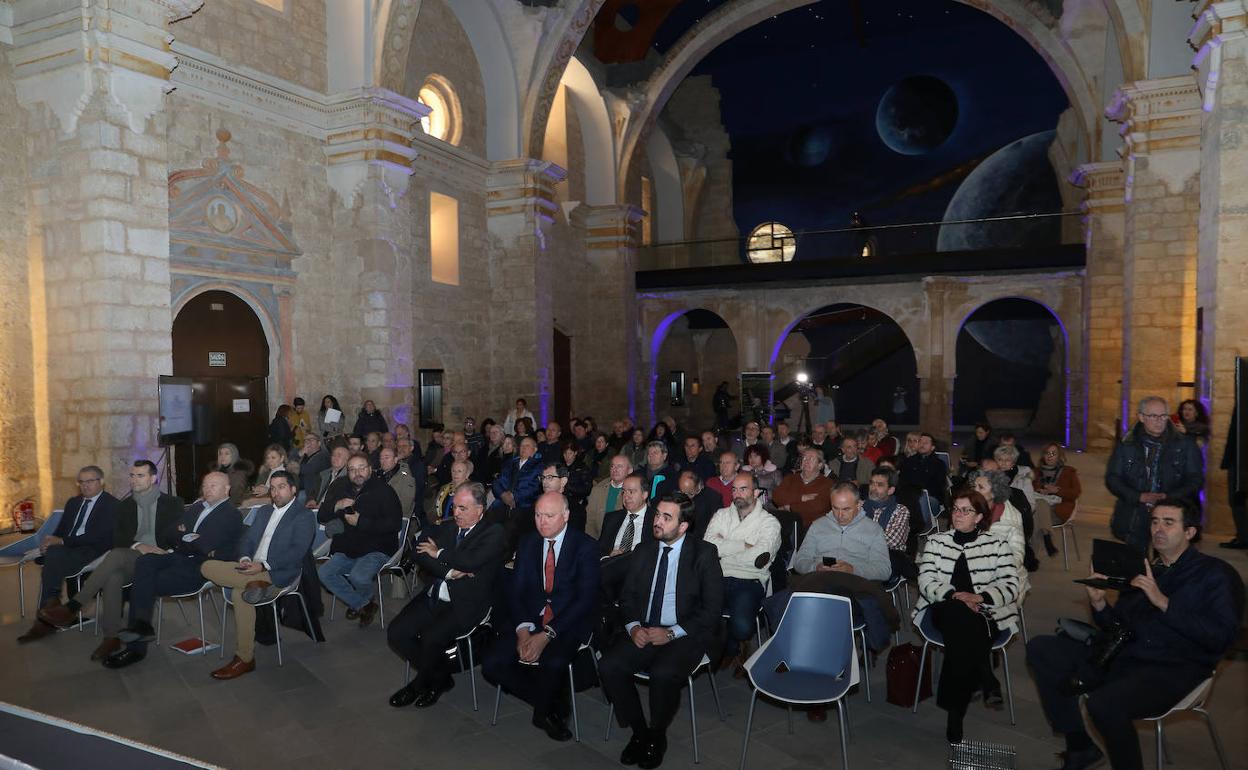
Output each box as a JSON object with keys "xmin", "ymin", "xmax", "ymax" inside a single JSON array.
[{"xmin": 649, "ymin": 310, "xmax": 690, "ymax": 428}]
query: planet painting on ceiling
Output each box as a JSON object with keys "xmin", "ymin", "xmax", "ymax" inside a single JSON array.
[{"xmin": 875, "ymin": 75, "xmax": 959, "ymax": 155}]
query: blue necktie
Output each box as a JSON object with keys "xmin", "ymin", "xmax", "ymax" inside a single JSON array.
[
  {"xmin": 646, "ymin": 546, "xmax": 672, "ymax": 627},
  {"xmin": 456, "ymin": 528, "xmax": 467, "ymax": 544}
]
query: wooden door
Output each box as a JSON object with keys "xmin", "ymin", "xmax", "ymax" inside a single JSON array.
[
  {"xmin": 553, "ymin": 328, "xmax": 571, "ymax": 425},
  {"xmin": 172, "ymin": 291, "xmax": 270, "ymax": 500}
]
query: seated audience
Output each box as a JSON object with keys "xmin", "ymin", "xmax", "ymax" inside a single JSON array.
[
  {"xmin": 432, "ymin": 460, "xmax": 473, "ymax": 525},
  {"xmin": 537, "ymin": 461, "xmax": 585, "ymax": 532},
  {"xmin": 1027, "ymin": 498, "xmax": 1243, "ymax": 770},
  {"xmin": 899, "ymin": 433, "xmax": 948, "ymax": 504},
  {"xmin": 674, "ymin": 435, "xmax": 715, "ymax": 483},
  {"xmin": 387, "ymin": 483, "xmax": 507, "ymax": 708},
  {"xmin": 598, "ymin": 492, "xmax": 724, "ymax": 770},
  {"xmin": 731, "ymin": 420, "xmax": 764, "ymax": 461},
  {"xmin": 703, "ymin": 472, "xmax": 781, "ymax": 673},
  {"xmin": 968, "ymin": 469, "xmax": 1029, "ymax": 598},
  {"xmin": 743, "ymin": 444, "xmax": 782, "ymax": 498},
  {"xmin": 828, "ymin": 435, "xmax": 876, "ymax": 487},
  {"xmin": 705, "ymin": 450, "xmax": 740, "ymax": 508},
  {"xmin": 771, "ymin": 448, "xmax": 835, "ymax": 530},
  {"xmin": 539, "ymin": 421, "xmax": 562, "ymax": 460},
  {"xmin": 18, "ymin": 466, "xmax": 118, "ymax": 643},
  {"xmin": 677, "ymin": 470, "xmax": 720, "ymax": 536},
  {"xmin": 863, "ymin": 468, "xmax": 910, "ymax": 552},
  {"xmin": 268, "ymin": 404, "xmax": 295, "ymax": 453},
  {"xmin": 105, "ymin": 472, "xmax": 242, "ymax": 669},
  {"xmin": 791, "ymin": 483, "xmax": 891, "ymax": 581},
  {"xmin": 297, "ymin": 433, "xmax": 330, "ymax": 499},
  {"xmin": 587, "ymin": 455, "xmax": 632, "ymax": 538},
  {"xmin": 997, "ymin": 432, "xmax": 1033, "ymax": 468},
  {"xmin": 641, "ymin": 440, "xmax": 678, "ymax": 500},
  {"xmin": 959, "ymin": 422, "xmax": 996, "ymax": 475},
  {"xmin": 915, "ymin": 488, "xmax": 1021, "ymax": 744},
  {"xmin": 216, "ymin": 443, "xmax": 253, "ymax": 506},
  {"xmin": 311, "ymin": 446, "xmax": 351, "ymax": 511},
  {"xmin": 38, "ymin": 461, "xmax": 184, "ymax": 660},
  {"xmin": 251, "ymin": 444, "xmax": 293, "ymax": 495},
  {"xmin": 378, "ymin": 446, "xmax": 418, "ymax": 518},
  {"xmin": 1033, "ymin": 442, "xmax": 1082, "ymax": 557},
  {"xmin": 200, "ymin": 470, "xmax": 316, "ymax": 680},
  {"xmin": 317, "ymin": 452, "xmax": 403, "ymax": 627},
  {"xmin": 482, "ymin": 493, "xmax": 600, "ymax": 742}
]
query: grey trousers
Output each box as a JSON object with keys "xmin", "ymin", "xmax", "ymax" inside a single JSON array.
[{"xmin": 71, "ymin": 547, "xmax": 140, "ymax": 636}]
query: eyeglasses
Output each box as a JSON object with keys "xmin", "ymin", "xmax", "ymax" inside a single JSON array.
[
  {"xmin": 1139, "ymin": 413, "xmax": 1169, "ymax": 420},
  {"xmin": 540, "ymin": 475, "xmax": 561, "ymax": 481},
  {"xmin": 951, "ymin": 506, "xmax": 977, "ymax": 515}
]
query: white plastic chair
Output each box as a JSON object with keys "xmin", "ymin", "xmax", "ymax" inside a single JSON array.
[
  {"xmin": 0, "ymin": 510, "xmax": 63, "ymax": 617},
  {"xmin": 410, "ymin": 607, "xmax": 490, "ymax": 711},
  {"xmin": 912, "ymin": 607, "xmax": 1016, "ymax": 725},
  {"xmin": 154, "ymin": 580, "xmax": 218, "ymax": 654},
  {"xmin": 1142, "ymin": 675, "xmax": 1229, "ymax": 770},
  {"xmin": 66, "ymin": 552, "xmax": 109, "ymax": 632},
  {"xmin": 1051, "ymin": 502, "xmax": 1080, "ymax": 571},
  {"xmin": 327, "ymin": 518, "xmax": 410, "ymax": 629},
  {"xmin": 220, "ymin": 572, "xmax": 313, "ymax": 666}
]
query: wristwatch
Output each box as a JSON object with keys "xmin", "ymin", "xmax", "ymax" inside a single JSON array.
[
  {"xmin": 543, "ymin": 626, "xmax": 557, "ymax": 641},
  {"xmin": 665, "ymin": 629, "xmax": 676, "ymax": 641}
]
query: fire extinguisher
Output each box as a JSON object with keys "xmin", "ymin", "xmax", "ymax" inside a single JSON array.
[{"xmin": 11, "ymin": 499, "xmax": 36, "ymax": 533}]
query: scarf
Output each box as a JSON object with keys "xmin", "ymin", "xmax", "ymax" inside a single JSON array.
[
  {"xmin": 1038, "ymin": 463, "xmax": 1063, "ymax": 487},
  {"xmin": 133, "ymin": 486, "xmax": 161, "ymax": 547},
  {"xmin": 863, "ymin": 495, "xmax": 895, "ymax": 520}
]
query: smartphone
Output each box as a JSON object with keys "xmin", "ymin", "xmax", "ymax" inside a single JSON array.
[{"xmin": 822, "ymin": 556, "xmax": 837, "ymax": 566}]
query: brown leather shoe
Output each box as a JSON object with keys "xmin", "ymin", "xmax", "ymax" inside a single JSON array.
[
  {"xmin": 38, "ymin": 603, "xmax": 78, "ymax": 628},
  {"xmin": 211, "ymin": 655, "xmax": 256, "ymax": 680},
  {"xmin": 17, "ymin": 621, "xmax": 55, "ymax": 644},
  {"xmin": 91, "ymin": 637, "xmax": 122, "ymax": 661},
  {"xmin": 357, "ymin": 601, "xmax": 379, "ymax": 628},
  {"xmin": 41, "ymin": 596, "xmax": 62, "ymax": 610}
]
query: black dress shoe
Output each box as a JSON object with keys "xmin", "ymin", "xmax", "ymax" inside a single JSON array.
[
  {"xmin": 983, "ymin": 687, "xmax": 1005, "ymax": 710},
  {"xmin": 117, "ymin": 621, "xmax": 156, "ymax": 644},
  {"xmin": 102, "ymin": 648, "xmax": 147, "ymax": 669},
  {"xmin": 637, "ymin": 733, "xmax": 667, "ymax": 770},
  {"xmin": 411, "ymin": 678, "xmax": 453, "ymax": 709},
  {"xmin": 345, "ymin": 607, "xmax": 360, "ymax": 620},
  {"xmin": 1219, "ymin": 538, "xmax": 1248, "ymax": 550},
  {"xmin": 389, "ymin": 682, "xmax": 420, "ymax": 708},
  {"xmin": 620, "ymin": 730, "xmax": 649, "ymax": 766},
  {"xmin": 1055, "ymin": 745, "xmax": 1104, "ymax": 770},
  {"xmin": 532, "ymin": 713, "xmax": 573, "ymax": 742}
]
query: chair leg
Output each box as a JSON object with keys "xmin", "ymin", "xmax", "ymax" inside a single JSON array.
[
  {"xmin": 1155, "ymin": 721, "xmax": 1165, "ymax": 769},
  {"xmin": 912, "ymin": 641, "xmax": 929, "ymax": 713},
  {"xmin": 688, "ymin": 674, "xmax": 699, "ymax": 764},
  {"xmin": 18, "ymin": 563, "xmax": 26, "ymax": 618},
  {"xmin": 738, "ymin": 690, "xmax": 759, "ymax": 770},
  {"xmin": 197, "ymin": 594, "xmax": 207, "ymax": 656},
  {"xmin": 376, "ymin": 573, "xmax": 386, "ymax": 630},
  {"xmin": 836, "ymin": 700, "xmax": 850, "ymax": 770},
  {"xmin": 1198, "ymin": 709, "xmax": 1230, "ymax": 770},
  {"xmin": 568, "ymin": 662, "xmax": 580, "ymax": 743},
  {"xmin": 404, "ymin": 661, "xmax": 411, "ymax": 686},
  {"xmin": 605, "ymin": 701, "xmax": 614, "ymax": 742},
  {"xmin": 297, "ymin": 594, "xmax": 314, "ymax": 643},
  {"xmin": 329, "ymin": 593, "xmax": 337, "ymax": 621},
  {"xmin": 1161, "ymin": 725, "xmax": 1173, "ymax": 765},
  {"xmin": 786, "ymin": 706, "xmax": 794, "ymax": 735},
  {"xmin": 858, "ymin": 630, "xmax": 871, "ymax": 703},
  {"xmin": 273, "ymin": 604, "xmax": 283, "ymax": 667},
  {"xmin": 1000, "ymin": 647, "xmax": 1015, "ymax": 726},
  {"xmin": 490, "ymin": 684, "xmax": 503, "ymax": 727},
  {"xmin": 467, "ymin": 638, "xmax": 478, "ymax": 712},
  {"xmin": 155, "ymin": 598, "xmax": 164, "ymax": 645},
  {"xmin": 1020, "ymin": 611, "xmax": 1029, "ymax": 645},
  {"xmin": 220, "ymin": 590, "xmax": 229, "ymax": 660},
  {"xmin": 1061, "ymin": 527, "xmax": 1070, "ymax": 571},
  {"xmin": 1071, "ymin": 527, "xmax": 1080, "ymax": 562},
  {"xmin": 708, "ymin": 668, "xmax": 724, "ymax": 721}
]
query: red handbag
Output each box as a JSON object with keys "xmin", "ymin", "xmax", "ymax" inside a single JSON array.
[{"xmin": 885, "ymin": 642, "xmax": 932, "ymax": 707}]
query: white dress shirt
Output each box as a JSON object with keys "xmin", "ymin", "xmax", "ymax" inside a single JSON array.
[
  {"xmin": 613, "ymin": 508, "xmax": 647, "ymax": 553},
  {"xmin": 72, "ymin": 494, "xmax": 103, "ymax": 537},
  {"xmin": 517, "ymin": 525, "xmax": 568, "ymax": 633},
  {"xmin": 249, "ymin": 499, "xmax": 295, "ymax": 568}
]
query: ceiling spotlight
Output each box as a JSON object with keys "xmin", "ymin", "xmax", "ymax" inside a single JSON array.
[{"xmin": 796, "ymin": 372, "xmax": 809, "ymax": 384}]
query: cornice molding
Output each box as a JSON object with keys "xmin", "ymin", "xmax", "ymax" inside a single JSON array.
[
  {"xmin": 1190, "ymin": 1, "xmax": 1248, "ymax": 111},
  {"xmin": 1071, "ymin": 161, "xmax": 1126, "ymax": 214}
]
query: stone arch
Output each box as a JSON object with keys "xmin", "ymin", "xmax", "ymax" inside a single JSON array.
[
  {"xmin": 646, "ymin": 306, "xmax": 742, "ymax": 428},
  {"xmin": 611, "ymin": 0, "xmax": 1104, "ymax": 199},
  {"xmin": 769, "ymin": 291, "xmax": 927, "ymax": 379},
  {"xmin": 382, "ymin": 0, "xmax": 520, "ymax": 159},
  {"xmin": 951, "ymin": 295, "xmax": 1071, "ymax": 443},
  {"xmin": 522, "ymin": 0, "xmax": 606, "ymax": 160},
  {"xmin": 770, "ymin": 301, "xmax": 922, "ymax": 426},
  {"xmin": 645, "ymin": 124, "xmax": 685, "ymax": 242},
  {"xmin": 558, "ymin": 56, "xmax": 617, "ymax": 205},
  {"xmin": 171, "ymin": 281, "xmax": 284, "ymax": 414}
]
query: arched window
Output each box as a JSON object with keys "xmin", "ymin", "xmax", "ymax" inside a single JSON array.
[
  {"xmin": 418, "ymin": 75, "xmax": 463, "ymax": 146},
  {"xmin": 746, "ymin": 221, "xmax": 796, "ymax": 263}
]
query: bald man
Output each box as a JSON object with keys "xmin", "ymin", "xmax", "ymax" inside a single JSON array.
[
  {"xmin": 483, "ymin": 492, "xmax": 601, "ymax": 742},
  {"xmin": 103, "ymin": 472, "xmax": 243, "ymax": 669}
]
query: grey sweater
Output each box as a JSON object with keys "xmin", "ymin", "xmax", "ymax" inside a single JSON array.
[{"xmin": 792, "ymin": 510, "xmax": 891, "ymax": 581}]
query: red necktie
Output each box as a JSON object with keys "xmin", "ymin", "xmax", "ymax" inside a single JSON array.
[{"xmin": 541, "ymin": 539, "xmax": 556, "ymax": 626}]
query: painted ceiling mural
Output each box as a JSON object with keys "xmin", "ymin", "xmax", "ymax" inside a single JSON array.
[{"xmin": 625, "ymin": 0, "xmax": 1072, "ymax": 256}]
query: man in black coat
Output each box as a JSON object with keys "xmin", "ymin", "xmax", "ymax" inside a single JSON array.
[
  {"xmin": 387, "ymin": 482, "xmax": 507, "ymax": 708},
  {"xmin": 673, "ymin": 436, "xmax": 715, "ymax": 483},
  {"xmin": 27, "ymin": 466, "xmax": 119, "ymax": 622},
  {"xmin": 677, "ymin": 470, "xmax": 721, "ymax": 538},
  {"xmin": 105, "ymin": 471, "xmax": 243, "ymax": 668},
  {"xmin": 598, "ymin": 492, "xmax": 725, "ymax": 769},
  {"xmin": 898, "ymin": 433, "xmax": 948, "ymax": 505},
  {"xmin": 482, "ymin": 492, "xmax": 601, "ymax": 742},
  {"xmin": 316, "ymin": 452, "xmax": 403, "ymax": 627}
]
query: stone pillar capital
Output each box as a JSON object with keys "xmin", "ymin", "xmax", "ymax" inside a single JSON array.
[
  {"xmin": 1191, "ymin": 1, "xmax": 1248, "ymax": 110},
  {"xmin": 1105, "ymin": 77, "xmax": 1202, "ymax": 201},
  {"xmin": 486, "ymin": 159, "xmax": 567, "ymax": 241},
  {"xmin": 1071, "ymin": 161, "xmax": 1126, "ymax": 214},
  {"xmin": 8, "ymin": 0, "xmax": 183, "ymax": 135},
  {"xmin": 324, "ymin": 87, "xmax": 427, "ymax": 209},
  {"xmin": 580, "ymin": 204, "xmax": 644, "ymax": 252}
]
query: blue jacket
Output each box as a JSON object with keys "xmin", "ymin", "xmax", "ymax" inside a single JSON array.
[
  {"xmin": 54, "ymin": 492, "xmax": 119, "ymax": 556},
  {"xmin": 1105, "ymin": 422, "xmax": 1204, "ymax": 550},
  {"xmin": 1094, "ymin": 546, "xmax": 1244, "ymax": 670},
  {"xmin": 507, "ymin": 527, "xmax": 600, "ymax": 642},
  {"xmin": 239, "ymin": 502, "xmax": 317, "ymax": 588},
  {"xmin": 492, "ymin": 456, "xmax": 542, "ymax": 510}
]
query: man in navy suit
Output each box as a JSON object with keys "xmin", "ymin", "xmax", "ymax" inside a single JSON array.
[
  {"xmin": 104, "ymin": 471, "xmax": 243, "ymax": 668},
  {"xmin": 483, "ymin": 492, "xmax": 601, "ymax": 742},
  {"xmin": 18, "ymin": 466, "xmax": 119, "ymax": 643},
  {"xmin": 200, "ymin": 470, "xmax": 316, "ymax": 680},
  {"xmin": 490, "ymin": 435, "xmax": 544, "ymax": 550}
]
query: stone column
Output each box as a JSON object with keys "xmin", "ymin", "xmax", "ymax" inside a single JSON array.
[
  {"xmin": 11, "ymin": 0, "xmax": 202, "ymax": 500},
  {"xmin": 324, "ymin": 88, "xmax": 425, "ymax": 425},
  {"xmin": 1107, "ymin": 77, "xmax": 1202, "ymax": 414},
  {"xmin": 580, "ymin": 204, "xmax": 643, "ymax": 422},
  {"xmin": 486, "ymin": 159, "xmax": 566, "ymax": 423},
  {"xmin": 1072, "ymin": 161, "xmax": 1127, "ymax": 450},
  {"xmin": 1192, "ymin": 2, "xmax": 1248, "ymax": 535},
  {"xmin": 920, "ymin": 277, "xmax": 953, "ymax": 442}
]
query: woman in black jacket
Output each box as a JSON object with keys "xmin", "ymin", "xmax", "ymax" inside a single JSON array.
[
  {"xmin": 352, "ymin": 399, "xmax": 389, "ymax": 436},
  {"xmin": 268, "ymin": 404, "xmax": 294, "ymax": 453}
]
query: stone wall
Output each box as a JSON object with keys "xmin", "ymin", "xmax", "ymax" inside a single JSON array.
[
  {"xmin": 174, "ymin": 0, "xmax": 328, "ymax": 93},
  {"xmin": 402, "ymin": 0, "xmax": 488, "ymax": 157},
  {"xmin": 0, "ymin": 52, "xmax": 38, "ymax": 514},
  {"xmin": 664, "ymin": 76, "xmax": 738, "ymax": 242}
]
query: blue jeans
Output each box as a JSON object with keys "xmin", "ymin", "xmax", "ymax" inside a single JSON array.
[
  {"xmin": 722, "ymin": 576, "xmax": 765, "ymax": 642},
  {"xmin": 318, "ymin": 551, "xmax": 388, "ymax": 611}
]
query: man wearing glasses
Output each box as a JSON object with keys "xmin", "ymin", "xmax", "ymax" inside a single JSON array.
[
  {"xmin": 1105, "ymin": 396, "xmax": 1204, "ymax": 554},
  {"xmin": 17, "ymin": 467, "xmax": 119, "ymax": 643}
]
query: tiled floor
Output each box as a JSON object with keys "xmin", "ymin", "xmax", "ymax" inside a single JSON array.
[{"xmin": 1, "ymin": 514, "xmax": 1245, "ymax": 769}]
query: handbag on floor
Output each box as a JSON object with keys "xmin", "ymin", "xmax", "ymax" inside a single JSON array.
[{"xmin": 885, "ymin": 642, "xmax": 932, "ymax": 707}]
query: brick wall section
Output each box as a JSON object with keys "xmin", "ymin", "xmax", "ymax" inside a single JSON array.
[{"xmin": 175, "ymin": 0, "xmax": 328, "ymax": 93}]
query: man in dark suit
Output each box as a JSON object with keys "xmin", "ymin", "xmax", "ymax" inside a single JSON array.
[
  {"xmin": 201, "ymin": 470, "xmax": 316, "ymax": 680},
  {"xmin": 674, "ymin": 435, "xmax": 715, "ymax": 483},
  {"xmin": 297, "ymin": 433, "xmax": 331, "ymax": 499},
  {"xmin": 18, "ymin": 465, "xmax": 119, "ymax": 642},
  {"xmin": 483, "ymin": 492, "xmax": 601, "ymax": 742},
  {"xmin": 677, "ymin": 470, "xmax": 721, "ymax": 538},
  {"xmin": 38, "ymin": 460, "xmax": 184, "ymax": 661},
  {"xmin": 105, "ymin": 471, "xmax": 243, "ymax": 668},
  {"xmin": 598, "ymin": 492, "xmax": 725, "ymax": 769},
  {"xmin": 387, "ymin": 482, "xmax": 507, "ymax": 708}
]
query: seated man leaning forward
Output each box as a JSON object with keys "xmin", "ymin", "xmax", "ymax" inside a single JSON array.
[
  {"xmin": 1026, "ymin": 497, "xmax": 1244, "ymax": 770},
  {"xmin": 482, "ymin": 492, "xmax": 600, "ymax": 743},
  {"xmin": 200, "ymin": 470, "xmax": 316, "ymax": 680},
  {"xmin": 598, "ymin": 492, "xmax": 724, "ymax": 770}
]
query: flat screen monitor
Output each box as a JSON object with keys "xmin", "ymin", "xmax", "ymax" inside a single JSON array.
[{"xmin": 157, "ymin": 375, "xmax": 194, "ymax": 446}]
